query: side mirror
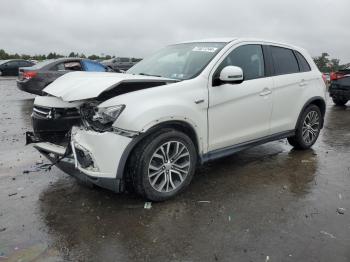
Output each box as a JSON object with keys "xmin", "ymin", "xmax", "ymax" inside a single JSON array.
[{"xmin": 219, "ymin": 66, "xmax": 244, "ymax": 84}]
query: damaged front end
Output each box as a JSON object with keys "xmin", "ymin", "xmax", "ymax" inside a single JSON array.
[
  {"xmin": 27, "ymin": 71, "xmax": 176, "ymax": 192},
  {"xmin": 27, "ymin": 99, "xmax": 138, "ymax": 193},
  {"xmin": 26, "ymin": 98, "xmax": 133, "ymax": 192}
]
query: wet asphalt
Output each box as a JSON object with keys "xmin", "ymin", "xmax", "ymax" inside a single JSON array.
[{"xmin": 0, "ymin": 77, "xmax": 349, "ymax": 262}]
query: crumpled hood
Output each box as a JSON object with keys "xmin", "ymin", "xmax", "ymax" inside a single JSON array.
[{"xmin": 43, "ymin": 71, "xmax": 176, "ymax": 102}]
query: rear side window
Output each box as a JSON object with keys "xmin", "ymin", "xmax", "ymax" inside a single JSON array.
[
  {"xmin": 54, "ymin": 61, "xmax": 82, "ymax": 71},
  {"xmin": 270, "ymin": 46, "xmax": 299, "ymax": 75},
  {"xmin": 82, "ymin": 60, "xmax": 107, "ymax": 72},
  {"xmin": 295, "ymin": 51, "xmax": 311, "ymax": 72}
]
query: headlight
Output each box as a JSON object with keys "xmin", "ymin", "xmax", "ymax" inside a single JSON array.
[{"xmin": 93, "ymin": 105, "xmax": 125, "ymax": 124}]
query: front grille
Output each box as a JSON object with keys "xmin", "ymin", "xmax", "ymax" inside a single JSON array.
[
  {"xmin": 33, "ymin": 106, "xmax": 80, "ymax": 120},
  {"xmin": 33, "ymin": 106, "xmax": 52, "ymax": 119}
]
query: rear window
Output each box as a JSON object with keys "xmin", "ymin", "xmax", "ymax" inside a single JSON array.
[
  {"xmin": 31, "ymin": 60, "xmax": 56, "ymax": 69},
  {"xmin": 295, "ymin": 51, "xmax": 311, "ymax": 72},
  {"xmin": 271, "ymin": 46, "xmax": 299, "ymax": 75},
  {"xmin": 82, "ymin": 60, "xmax": 107, "ymax": 72}
]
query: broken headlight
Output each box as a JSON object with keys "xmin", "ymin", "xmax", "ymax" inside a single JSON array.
[
  {"xmin": 80, "ymin": 103, "xmax": 125, "ymax": 132},
  {"xmin": 92, "ymin": 105, "xmax": 125, "ymax": 124}
]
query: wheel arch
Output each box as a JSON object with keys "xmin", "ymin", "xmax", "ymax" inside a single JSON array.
[
  {"xmin": 295, "ymin": 96, "xmax": 326, "ymax": 129},
  {"xmin": 116, "ymin": 120, "xmax": 201, "ymax": 182}
]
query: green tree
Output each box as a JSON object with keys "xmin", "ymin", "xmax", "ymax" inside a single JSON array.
[
  {"xmin": 21, "ymin": 54, "xmax": 31, "ymax": 60},
  {"xmin": 88, "ymin": 54, "xmax": 99, "ymax": 60},
  {"xmin": 47, "ymin": 52, "xmax": 55, "ymax": 59},
  {"xmin": 0, "ymin": 49, "xmax": 9, "ymax": 59},
  {"xmin": 313, "ymin": 52, "xmax": 330, "ymax": 72}
]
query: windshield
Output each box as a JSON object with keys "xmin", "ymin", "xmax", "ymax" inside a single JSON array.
[{"xmin": 127, "ymin": 42, "xmax": 226, "ymax": 80}]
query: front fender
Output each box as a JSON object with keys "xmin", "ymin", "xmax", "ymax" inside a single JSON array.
[
  {"xmin": 100, "ymin": 77, "xmax": 209, "ymax": 153},
  {"xmin": 115, "ymin": 103, "xmax": 207, "ymax": 153}
]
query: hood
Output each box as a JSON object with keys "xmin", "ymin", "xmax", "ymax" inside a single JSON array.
[{"xmin": 43, "ymin": 71, "xmax": 176, "ymax": 102}]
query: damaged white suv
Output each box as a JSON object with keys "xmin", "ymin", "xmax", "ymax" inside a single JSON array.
[{"xmin": 29, "ymin": 38, "xmax": 327, "ymax": 201}]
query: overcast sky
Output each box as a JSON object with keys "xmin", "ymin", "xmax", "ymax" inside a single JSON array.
[{"xmin": 0, "ymin": 0, "xmax": 349, "ymax": 62}]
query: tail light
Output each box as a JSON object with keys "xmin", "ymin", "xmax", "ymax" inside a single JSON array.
[
  {"xmin": 330, "ymin": 72, "xmax": 345, "ymax": 81},
  {"xmin": 23, "ymin": 71, "xmax": 37, "ymax": 80},
  {"xmin": 322, "ymin": 74, "xmax": 327, "ymax": 85}
]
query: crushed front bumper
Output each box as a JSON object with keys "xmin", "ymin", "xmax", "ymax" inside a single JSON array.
[{"xmin": 28, "ymin": 126, "xmax": 134, "ymax": 192}]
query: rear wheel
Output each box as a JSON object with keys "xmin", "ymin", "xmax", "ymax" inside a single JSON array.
[
  {"xmin": 128, "ymin": 129, "xmax": 197, "ymax": 201},
  {"xmin": 288, "ymin": 105, "xmax": 322, "ymax": 149},
  {"xmin": 332, "ymin": 97, "xmax": 348, "ymax": 106}
]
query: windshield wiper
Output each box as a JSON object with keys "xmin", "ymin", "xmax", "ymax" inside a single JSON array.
[{"xmin": 138, "ymin": 73, "xmax": 162, "ymax": 77}]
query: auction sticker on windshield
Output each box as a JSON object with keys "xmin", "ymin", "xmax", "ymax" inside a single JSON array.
[{"xmin": 192, "ymin": 47, "xmax": 218, "ymax": 52}]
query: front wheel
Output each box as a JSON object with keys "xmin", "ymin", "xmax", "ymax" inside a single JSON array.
[
  {"xmin": 288, "ymin": 105, "xmax": 322, "ymax": 149},
  {"xmin": 128, "ymin": 129, "xmax": 197, "ymax": 201},
  {"xmin": 332, "ymin": 97, "xmax": 348, "ymax": 106}
]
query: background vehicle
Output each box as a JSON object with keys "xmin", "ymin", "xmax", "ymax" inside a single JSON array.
[
  {"xmin": 0, "ymin": 59, "xmax": 34, "ymax": 76},
  {"xmin": 329, "ymin": 68, "xmax": 350, "ymax": 105},
  {"xmin": 102, "ymin": 57, "xmax": 142, "ymax": 72},
  {"xmin": 29, "ymin": 38, "xmax": 326, "ymax": 201},
  {"xmin": 17, "ymin": 58, "xmax": 111, "ymax": 95}
]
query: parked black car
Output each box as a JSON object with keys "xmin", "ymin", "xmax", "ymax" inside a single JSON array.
[
  {"xmin": 17, "ymin": 58, "xmax": 111, "ymax": 95},
  {"xmin": 329, "ymin": 68, "xmax": 350, "ymax": 106},
  {"xmin": 0, "ymin": 59, "xmax": 35, "ymax": 76}
]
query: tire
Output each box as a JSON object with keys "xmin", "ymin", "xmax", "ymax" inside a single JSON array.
[
  {"xmin": 332, "ymin": 97, "xmax": 348, "ymax": 106},
  {"xmin": 287, "ymin": 105, "xmax": 322, "ymax": 150},
  {"xmin": 128, "ymin": 129, "xmax": 197, "ymax": 201}
]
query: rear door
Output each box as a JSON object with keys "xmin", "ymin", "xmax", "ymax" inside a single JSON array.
[{"xmin": 268, "ymin": 46, "xmax": 307, "ymax": 134}]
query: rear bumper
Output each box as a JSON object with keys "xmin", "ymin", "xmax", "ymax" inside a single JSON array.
[
  {"xmin": 17, "ymin": 79, "xmax": 43, "ymax": 95},
  {"xmin": 329, "ymin": 85, "xmax": 350, "ymax": 99}
]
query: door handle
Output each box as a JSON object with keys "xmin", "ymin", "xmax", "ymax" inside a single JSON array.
[
  {"xmin": 259, "ymin": 88, "xmax": 272, "ymax": 96},
  {"xmin": 194, "ymin": 99, "xmax": 205, "ymax": 104},
  {"xmin": 299, "ymin": 79, "xmax": 307, "ymax": 87}
]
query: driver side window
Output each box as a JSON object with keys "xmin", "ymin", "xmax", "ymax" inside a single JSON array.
[{"xmin": 217, "ymin": 44, "xmax": 265, "ymax": 81}]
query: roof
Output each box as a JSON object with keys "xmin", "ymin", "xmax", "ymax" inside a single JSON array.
[
  {"xmin": 177, "ymin": 37, "xmax": 302, "ymax": 50},
  {"xmin": 179, "ymin": 37, "xmax": 236, "ymax": 44}
]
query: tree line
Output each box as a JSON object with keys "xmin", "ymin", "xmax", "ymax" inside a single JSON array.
[
  {"xmin": 0, "ymin": 48, "xmax": 349, "ymax": 72},
  {"xmin": 313, "ymin": 53, "xmax": 350, "ymax": 73},
  {"xmin": 0, "ymin": 49, "xmax": 114, "ymax": 61}
]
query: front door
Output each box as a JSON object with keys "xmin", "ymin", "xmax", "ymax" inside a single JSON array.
[{"xmin": 208, "ymin": 44, "xmax": 273, "ymax": 151}]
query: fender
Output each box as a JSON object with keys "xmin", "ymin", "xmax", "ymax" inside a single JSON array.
[
  {"xmin": 294, "ymin": 96, "xmax": 326, "ymax": 129},
  {"xmin": 115, "ymin": 120, "xmax": 202, "ymax": 180}
]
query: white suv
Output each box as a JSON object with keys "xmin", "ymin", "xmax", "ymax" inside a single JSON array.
[{"xmin": 31, "ymin": 38, "xmax": 327, "ymax": 201}]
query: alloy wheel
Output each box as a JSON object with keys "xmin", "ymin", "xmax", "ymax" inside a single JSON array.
[
  {"xmin": 302, "ymin": 110, "xmax": 320, "ymax": 144},
  {"xmin": 148, "ymin": 141, "xmax": 191, "ymax": 193}
]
